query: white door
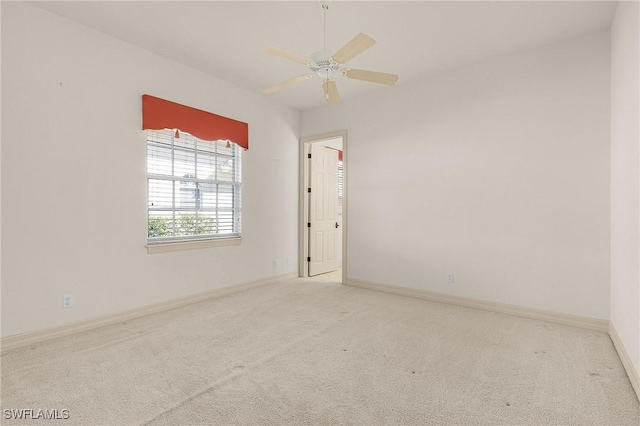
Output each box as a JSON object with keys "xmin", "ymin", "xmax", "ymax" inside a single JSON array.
[{"xmin": 309, "ymin": 144, "xmax": 340, "ymax": 276}]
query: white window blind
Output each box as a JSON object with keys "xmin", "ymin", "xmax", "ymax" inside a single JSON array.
[
  {"xmin": 146, "ymin": 129, "xmax": 241, "ymax": 241},
  {"xmin": 338, "ymin": 160, "xmax": 344, "ymax": 199}
]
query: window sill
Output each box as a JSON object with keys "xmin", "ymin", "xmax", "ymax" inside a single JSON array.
[{"xmin": 146, "ymin": 237, "xmax": 242, "ymax": 254}]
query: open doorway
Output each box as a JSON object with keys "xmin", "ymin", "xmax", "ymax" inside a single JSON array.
[{"xmin": 299, "ymin": 131, "xmax": 347, "ymax": 284}]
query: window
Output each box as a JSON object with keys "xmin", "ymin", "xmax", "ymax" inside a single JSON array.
[
  {"xmin": 146, "ymin": 129, "xmax": 241, "ymax": 242},
  {"xmin": 338, "ymin": 160, "xmax": 344, "ymax": 200}
]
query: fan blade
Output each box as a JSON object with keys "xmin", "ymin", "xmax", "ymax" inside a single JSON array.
[
  {"xmin": 322, "ymin": 80, "xmax": 339, "ymax": 104},
  {"xmin": 264, "ymin": 74, "xmax": 313, "ymax": 94},
  {"xmin": 332, "ymin": 33, "xmax": 376, "ymax": 64},
  {"xmin": 344, "ymin": 68, "xmax": 399, "ymax": 86},
  {"xmin": 261, "ymin": 46, "xmax": 310, "ymax": 66}
]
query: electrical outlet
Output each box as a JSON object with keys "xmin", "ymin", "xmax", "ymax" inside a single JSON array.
[
  {"xmin": 272, "ymin": 260, "xmax": 278, "ymax": 269},
  {"xmin": 62, "ymin": 294, "xmax": 73, "ymax": 308},
  {"xmin": 285, "ymin": 257, "xmax": 290, "ymax": 265},
  {"xmin": 447, "ymin": 273, "xmax": 454, "ymax": 284}
]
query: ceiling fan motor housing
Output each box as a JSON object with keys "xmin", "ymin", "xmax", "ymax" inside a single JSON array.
[{"xmin": 310, "ymin": 50, "xmax": 341, "ymax": 80}]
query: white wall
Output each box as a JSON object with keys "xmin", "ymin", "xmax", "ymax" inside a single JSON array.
[
  {"xmin": 610, "ymin": 0, "xmax": 640, "ymax": 374},
  {"xmin": 302, "ymin": 31, "xmax": 611, "ymax": 320},
  {"xmin": 1, "ymin": 2, "xmax": 299, "ymax": 337}
]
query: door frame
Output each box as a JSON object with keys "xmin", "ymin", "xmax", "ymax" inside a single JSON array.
[{"xmin": 299, "ymin": 130, "xmax": 348, "ymax": 284}]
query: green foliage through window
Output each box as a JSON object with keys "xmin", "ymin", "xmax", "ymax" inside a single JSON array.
[{"xmin": 148, "ymin": 215, "xmax": 217, "ymax": 238}]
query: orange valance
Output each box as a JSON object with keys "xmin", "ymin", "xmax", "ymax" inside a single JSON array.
[{"xmin": 142, "ymin": 95, "xmax": 248, "ymax": 150}]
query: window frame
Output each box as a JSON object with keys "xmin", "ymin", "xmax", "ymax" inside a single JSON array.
[{"xmin": 145, "ymin": 129, "xmax": 242, "ymax": 252}]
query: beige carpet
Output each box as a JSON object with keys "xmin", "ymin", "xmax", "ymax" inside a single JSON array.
[{"xmin": 1, "ymin": 274, "xmax": 639, "ymax": 425}]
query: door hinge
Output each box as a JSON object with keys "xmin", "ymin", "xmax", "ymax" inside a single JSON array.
[
  {"xmin": 307, "ymin": 257, "xmax": 311, "ymax": 262},
  {"xmin": 308, "ymin": 153, "xmax": 311, "ymax": 159},
  {"xmin": 307, "ymin": 222, "xmax": 311, "ymax": 227},
  {"xmin": 307, "ymin": 188, "xmax": 311, "ymax": 193}
]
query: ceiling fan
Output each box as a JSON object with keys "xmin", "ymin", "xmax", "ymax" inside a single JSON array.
[{"xmin": 261, "ymin": 1, "xmax": 399, "ymax": 104}]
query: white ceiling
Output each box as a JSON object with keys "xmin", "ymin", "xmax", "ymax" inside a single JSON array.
[{"xmin": 31, "ymin": 1, "xmax": 617, "ymax": 111}]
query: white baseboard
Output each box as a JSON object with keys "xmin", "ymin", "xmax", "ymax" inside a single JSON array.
[
  {"xmin": 609, "ymin": 322, "xmax": 640, "ymax": 402},
  {"xmin": 346, "ymin": 278, "xmax": 609, "ymax": 333},
  {"xmin": 1, "ymin": 273, "xmax": 297, "ymax": 354}
]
